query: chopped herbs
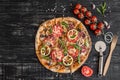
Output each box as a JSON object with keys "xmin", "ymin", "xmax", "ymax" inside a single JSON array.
[
  {"xmin": 59, "ymin": 39, "xmax": 65, "ymax": 48},
  {"xmin": 96, "ymin": 2, "xmax": 107, "ymax": 16},
  {"xmin": 42, "ymin": 56, "xmax": 50, "ymax": 60},
  {"xmin": 59, "ymin": 39, "xmax": 68, "ymax": 55},
  {"xmin": 61, "ymin": 21, "xmax": 68, "ymax": 28},
  {"xmin": 49, "ymin": 28, "xmax": 52, "ymax": 33},
  {"xmin": 49, "ymin": 26, "xmax": 52, "ymax": 33},
  {"xmin": 78, "ymin": 54, "xmax": 80, "ymax": 64},
  {"xmin": 73, "ymin": 44, "xmax": 81, "ymax": 50},
  {"xmin": 58, "ymin": 62, "xmax": 63, "ymax": 65}
]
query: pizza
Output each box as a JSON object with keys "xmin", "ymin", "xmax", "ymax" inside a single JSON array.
[{"xmin": 35, "ymin": 17, "xmax": 92, "ymax": 73}]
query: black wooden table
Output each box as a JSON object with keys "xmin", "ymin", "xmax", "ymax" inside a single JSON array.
[{"xmin": 0, "ymin": 0, "xmax": 120, "ymax": 80}]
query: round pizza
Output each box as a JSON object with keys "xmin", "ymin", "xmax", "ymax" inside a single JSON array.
[{"xmin": 35, "ymin": 17, "xmax": 92, "ymax": 73}]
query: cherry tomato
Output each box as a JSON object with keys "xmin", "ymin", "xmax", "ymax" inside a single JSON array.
[
  {"xmin": 94, "ymin": 29, "xmax": 102, "ymax": 36},
  {"xmin": 97, "ymin": 22, "xmax": 104, "ymax": 29},
  {"xmin": 85, "ymin": 11, "xmax": 92, "ymax": 18},
  {"xmin": 90, "ymin": 23, "xmax": 97, "ymax": 31},
  {"xmin": 81, "ymin": 66, "xmax": 93, "ymax": 77},
  {"xmin": 78, "ymin": 13, "xmax": 84, "ymax": 19},
  {"xmin": 84, "ymin": 19, "xmax": 91, "ymax": 25},
  {"xmin": 91, "ymin": 16, "xmax": 97, "ymax": 23},
  {"xmin": 81, "ymin": 6, "xmax": 87, "ymax": 13},
  {"xmin": 75, "ymin": 3, "xmax": 82, "ymax": 9},
  {"xmin": 73, "ymin": 8, "xmax": 80, "ymax": 15},
  {"xmin": 51, "ymin": 49, "xmax": 64, "ymax": 62},
  {"xmin": 68, "ymin": 46, "xmax": 79, "ymax": 57}
]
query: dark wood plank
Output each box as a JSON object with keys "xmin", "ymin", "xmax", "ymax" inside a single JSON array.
[{"xmin": 0, "ymin": 0, "xmax": 120, "ymax": 80}]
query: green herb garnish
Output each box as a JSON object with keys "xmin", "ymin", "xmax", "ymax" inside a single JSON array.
[
  {"xmin": 58, "ymin": 62, "xmax": 63, "ymax": 65},
  {"xmin": 42, "ymin": 56, "xmax": 50, "ymax": 60},
  {"xmin": 77, "ymin": 54, "xmax": 80, "ymax": 64},
  {"xmin": 61, "ymin": 21, "xmax": 68, "ymax": 28},
  {"xmin": 73, "ymin": 44, "xmax": 81, "ymax": 50},
  {"xmin": 96, "ymin": 2, "xmax": 107, "ymax": 16},
  {"xmin": 59, "ymin": 39, "xmax": 68, "ymax": 55},
  {"xmin": 49, "ymin": 28, "xmax": 52, "ymax": 33},
  {"xmin": 70, "ymin": 35, "xmax": 76, "ymax": 38}
]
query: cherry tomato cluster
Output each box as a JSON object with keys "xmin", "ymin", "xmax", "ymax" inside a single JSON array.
[{"xmin": 73, "ymin": 3, "xmax": 105, "ymax": 36}]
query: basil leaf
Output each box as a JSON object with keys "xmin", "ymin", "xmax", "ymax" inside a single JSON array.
[
  {"xmin": 78, "ymin": 54, "xmax": 80, "ymax": 64},
  {"xmin": 70, "ymin": 35, "xmax": 76, "ymax": 38},
  {"xmin": 59, "ymin": 39, "xmax": 68, "ymax": 55},
  {"xmin": 49, "ymin": 28, "xmax": 52, "ymax": 33},
  {"xmin": 61, "ymin": 21, "xmax": 68, "ymax": 28},
  {"xmin": 58, "ymin": 62, "xmax": 63, "ymax": 65},
  {"xmin": 42, "ymin": 56, "xmax": 50, "ymax": 60}
]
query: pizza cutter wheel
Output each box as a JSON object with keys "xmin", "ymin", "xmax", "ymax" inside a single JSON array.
[{"xmin": 95, "ymin": 41, "xmax": 106, "ymax": 77}]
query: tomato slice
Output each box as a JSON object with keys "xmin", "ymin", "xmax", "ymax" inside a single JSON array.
[
  {"xmin": 67, "ymin": 29, "xmax": 78, "ymax": 42},
  {"xmin": 81, "ymin": 66, "xmax": 93, "ymax": 77},
  {"xmin": 52, "ymin": 24, "xmax": 63, "ymax": 37},
  {"xmin": 51, "ymin": 49, "xmax": 64, "ymax": 62},
  {"xmin": 68, "ymin": 46, "xmax": 79, "ymax": 57}
]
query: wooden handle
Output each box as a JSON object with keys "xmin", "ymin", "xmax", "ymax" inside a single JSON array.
[{"xmin": 103, "ymin": 50, "xmax": 112, "ymax": 76}]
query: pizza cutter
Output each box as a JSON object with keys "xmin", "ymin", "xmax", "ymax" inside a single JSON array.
[{"xmin": 95, "ymin": 41, "xmax": 106, "ymax": 77}]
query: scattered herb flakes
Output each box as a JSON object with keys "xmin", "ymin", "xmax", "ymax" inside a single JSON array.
[
  {"xmin": 61, "ymin": 21, "xmax": 68, "ymax": 28},
  {"xmin": 78, "ymin": 54, "xmax": 80, "ymax": 64}
]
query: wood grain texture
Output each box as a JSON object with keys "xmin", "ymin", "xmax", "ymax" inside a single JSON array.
[{"xmin": 0, "ymin": 0, "xmax": 120, "ymax": 80}]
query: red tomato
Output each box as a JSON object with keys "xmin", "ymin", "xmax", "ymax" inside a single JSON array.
[
  {"xmin": 78, "ymin": 13, "xmax": 84, "ymax": 19},
  {"xmin": 52, "ymin": 25, "xmax": 63, "ymax": 37},
  {"xmin": 94, "ymin": 29, "xmax": 102, "ymax": 36},
  {"xmin": 84, "ymin": 19, "xmax": 91, "ymax": 25},
  {"xmin": 68, "ymin": 46, "xmax": 79, "ymax": 57},
  {"xmin": 90, "ymin": 23, "xmax": 97, "ymax": 31},
  {"xmin": 91, "ymin": 16, "xmax": 97, "ymax": 23},
  {"xmin": 73, "ymin": 8, "xmax": 80, "ymax": 15},
  {"xmin": 81, "ymin": 66, "xmax": 93, "ymax": 77},
  {"xmin": 51, "ymin": 49, "xmax": 64, "ymax": 62},
  {"xmin": 81, "ymin": 7, "xmax": 87, "ymax": 13},
  {"xmin": 97, "ymin": 22, "xmax": 104, "ymax": 29},
  {"xmin": 85, "ymin": 11, "xmax": 92, "ymax": 18},
  {"xmin": 75, "ymin": 3, "xmax": 82, "ymax": 9}
]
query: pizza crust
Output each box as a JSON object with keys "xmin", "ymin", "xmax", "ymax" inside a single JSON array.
[{"xmin": 35, "ymin": 17, "xmax": 92, "ymax": 73}]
